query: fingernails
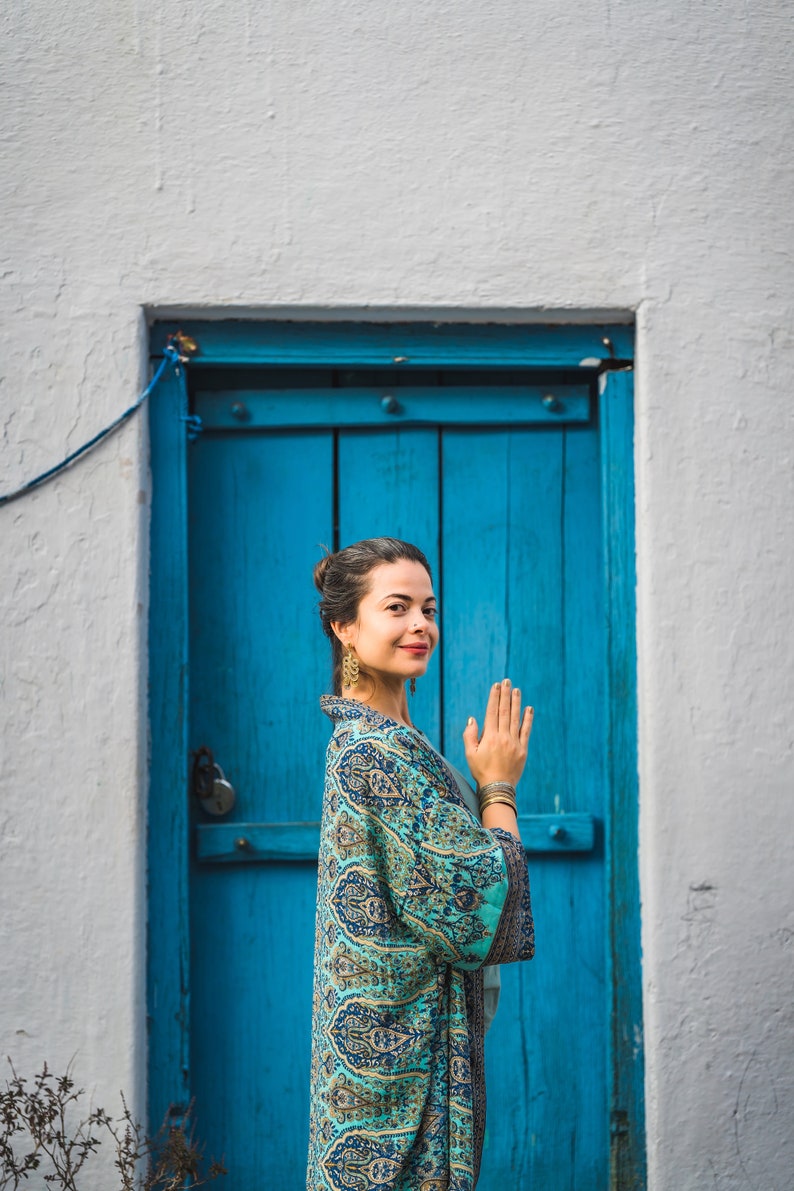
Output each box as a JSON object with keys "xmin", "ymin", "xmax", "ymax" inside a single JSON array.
[{"xmin": 467, "ymin": 716, "xmax": 475, "ymax": 726}]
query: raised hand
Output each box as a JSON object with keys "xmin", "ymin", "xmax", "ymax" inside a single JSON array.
[{"xmin": 462, "ymin": 678, "xmax": 534, "ymax": 790}]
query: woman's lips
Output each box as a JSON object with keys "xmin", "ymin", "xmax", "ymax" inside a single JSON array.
[{"xmin": 399, "ymin": 645, "xmax": 429, "ymax": 654}]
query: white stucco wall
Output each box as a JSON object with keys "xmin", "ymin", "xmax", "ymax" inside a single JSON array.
[{"xmin": 2, "ymin": 1, "xmax": 792, "ymax": 1187}]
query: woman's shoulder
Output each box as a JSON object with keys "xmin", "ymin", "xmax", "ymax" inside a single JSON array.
[
  {"xmin": 320, "ymin": 696, "xmax": 426, "ymax": 760},
  {"xmin": 320, "ymin": 697, "xmax": 462, "ymax": 809}
]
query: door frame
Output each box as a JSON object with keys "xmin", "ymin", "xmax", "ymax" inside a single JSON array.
[{"xmin": 146, "ymin": 318, "xmax": 644, "ymax": 1186}]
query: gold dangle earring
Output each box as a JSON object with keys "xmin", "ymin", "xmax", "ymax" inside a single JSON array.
[
  {"xmin": 342, "ymin": 643, "xmax": 360, "ymax": 689},
  {"xmin": 409, "ymin": 678, "xmax": 417, "ymax": 696}
]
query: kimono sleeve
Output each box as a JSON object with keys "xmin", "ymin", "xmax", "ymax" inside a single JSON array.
[{"xmin": 330, "ymin": 730, "xmax": 534, "ymax": 971}]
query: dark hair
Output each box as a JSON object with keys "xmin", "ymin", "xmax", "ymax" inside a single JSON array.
[{"xmin": 313, "ymin": 537, "xmax": 433, "ymax": 695}]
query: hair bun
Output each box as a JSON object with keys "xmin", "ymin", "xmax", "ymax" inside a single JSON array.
[{"xmin": 313, "ymin": 549, "xmax": 333, "ymax": 595}]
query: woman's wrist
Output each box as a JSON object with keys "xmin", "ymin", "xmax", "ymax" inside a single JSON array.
[
  {"xmin": 477, "ymin": 780, "xmax": 517, "ymax": 815},
  {"xmin": 481, "ymin": 801, "xmax": 521, "ymax": 841},
  {"xmin": 474, "ymin": 772, "xmax": 521, "ymax": 789}
]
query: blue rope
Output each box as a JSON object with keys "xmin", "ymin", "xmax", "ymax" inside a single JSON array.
[{"xmin": 0, "ymin": 344, "xmax": 182, "ymax": 509}]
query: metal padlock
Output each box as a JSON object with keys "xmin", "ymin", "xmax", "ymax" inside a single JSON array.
[{"xmin": 201, "ymin": 763, "xmax": 236, "ymax": 816}]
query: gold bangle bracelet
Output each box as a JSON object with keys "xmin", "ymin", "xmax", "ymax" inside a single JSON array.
[
  {"xmin": 477, "ymin": 781, "xmax": 517, "ymax": 801},
  {"xmin": 479, "ymin": 794, "xmax": 518, "ymax": 813}
]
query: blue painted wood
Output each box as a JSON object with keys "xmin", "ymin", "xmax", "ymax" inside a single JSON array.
[
  {"xmin": 186, "ymin": 428, "xmax": 333, "ymax": 1184},
  {"xmin": 148, "ymin": 323, "xmax": 643, "ymax": 1190},
  {"xmin": 193, "ymin": 385, "xmax": 590, "ymax": 429},
  {"xmin": 189, "ymin": 862, "xmax": 317, "ymax": 1180},
  {"xmin": 337, "ymin": 426, "xmax": 441, "ymax": 745},
  {"xmin": 442, "ymin": 422, "xmax": 610, "ymax": 1187},
  {"xmin": 147, "ymin": 361, "xmax": 191, "ymax": 1127},
  {"xmin": 441, "ymin": 427, "xmax": 566, "ymax": 805},
  {"xmin": 195, "ymin": 813, "xmax": 596, "ymax": 862},
  {"xmin": 557, "ymin": 423, "xmax": 610, "ymax": 1177},
  {"xmin": 197, "ymin": 821, "xmax": 322, "ymax": 861},
  {"xmin": 150, "ymin": 318, "xmax": 634, "ymax": 367},
  {"xmin": 601, "ymin": 369, "xmax": 646, "ymax": 1188},
  {"xmin": 187, "ymin": 431, "xmax": 331, "ymax": 820}
]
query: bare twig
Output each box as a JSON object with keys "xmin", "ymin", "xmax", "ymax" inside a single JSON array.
[{"xmin": 0, "ymin": 1061, "xmax": 225, "ymax": 1190}]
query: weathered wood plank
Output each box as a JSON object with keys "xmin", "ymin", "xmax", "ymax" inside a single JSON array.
[
  {"xmin": 193, "ymin": 385, "xmax": 591, "ymax": 429},
  {"xmin": 338, "ymin": 425, "xmax": 441, "ymax": 743},
  {"xmin": 441, "ymin": 426, "xmax": 566, "ymax": 805},
  {"xmin": 601, "ymin": 368, "xmax": 646, "ymax": 1189},
  {"xmin": 195, "ymin": 814, "xmax": 596, "ymax": 862},
  {"xmin": 185, "ymin": 430, "xmax": 334, "ymax": 1180},
  {"xmin": 187, "ymin": 431, "xmax": 332, "ymax": 823},
  {"xmin": 150, "ymin": 319, "xmax": 634, "ymax": 368},
  {"xmin": 560, "ymin": 422, "xmax": 611, "ymax": 1182}
]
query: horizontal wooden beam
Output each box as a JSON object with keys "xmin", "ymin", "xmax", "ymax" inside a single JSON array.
[
  {"xmin": 151, "ymin": 320, "xmax": 633, "ymax": 369},
  {"xmin": 194, "ymin": 385, "xmax": 591, "ymax": 430},
  {"xmin": 195, "ymin": 813, "xmax": 596, "ymax": 863}
]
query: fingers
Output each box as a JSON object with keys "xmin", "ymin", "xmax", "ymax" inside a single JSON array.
[
  {"xmin": 520, "ymin": 705, "xmax": 534, "ymax": 746},
  {"xmin": 483, "ymin": 681, "xmax": 501, "ymax": 734},
  {"xmin": 462, "ymin": 715, "xmax": 479, "ymax": 750},
  {"xmin": 493, "ymin": 679, "xmax": 527, "ymax": 740},
  {"xmin": 498, "ymin": 678, "xmax": 513, "ymax": 732},
  {"xmin": 462, "ymin": 717, "xmax": 481, "ymax": 768},
  {"xmin": 480, "ymin": 678, "xmax": 534, "ymax": 746},
  {"xmin": 468, "ymin": 680, "xmax": 534, "ymax": 788},
  {"xmin": 510, "ymin": 687, "xmax": 522, "ymax": 735}
]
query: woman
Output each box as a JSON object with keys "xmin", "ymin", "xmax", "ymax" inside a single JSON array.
[{"xmin": 307, "ymin": 537, "xmax": 535, "ymax": 1191}]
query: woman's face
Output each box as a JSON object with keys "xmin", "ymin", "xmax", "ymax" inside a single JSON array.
[{"xmin": 335, "ymin": 559, "xmax": 439, "ymax": 690}]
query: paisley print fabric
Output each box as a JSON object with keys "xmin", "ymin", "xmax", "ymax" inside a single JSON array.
[{"xmin": 307, "ymin": 698, "xmax": 535, "ymax": 1191}]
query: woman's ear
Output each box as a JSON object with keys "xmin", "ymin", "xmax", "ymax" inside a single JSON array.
[{"xmin": 330, "ymin": 620, "xmax": 351, "ymax": 646}]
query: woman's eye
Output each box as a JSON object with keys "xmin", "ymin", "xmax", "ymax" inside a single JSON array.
[
  {"xmin": 424, "ymin": 608, "xmax": 438, "ymax": 619},
  {"xmin": 387, "ymin": 603, "xmax": 406, "ymax": 613}
]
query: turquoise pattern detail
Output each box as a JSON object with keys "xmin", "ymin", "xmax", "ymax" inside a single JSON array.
[
  {"xmin": 331, "ymin": 867, "xmax": 399, "ymax": 942},
  {"xmin": 307, "ymin": 698, "xmax": 534, "ymax": 1191}
]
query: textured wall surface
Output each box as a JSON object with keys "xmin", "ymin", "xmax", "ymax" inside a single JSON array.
[{"xmin": 1, "ymin": 1, "xmax": 792, "ymax": 1187}]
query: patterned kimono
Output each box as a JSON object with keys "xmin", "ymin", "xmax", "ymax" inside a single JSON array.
[{"xmin": 307, "ymin": 697, "xmax": 535, "ymax": 1191}]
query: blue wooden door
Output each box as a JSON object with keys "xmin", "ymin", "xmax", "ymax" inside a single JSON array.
[{"xmin": 148, "ymin": 322, "xmax": 643, "ymax": 1191}]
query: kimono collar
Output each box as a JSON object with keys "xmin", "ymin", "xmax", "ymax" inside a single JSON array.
[{"xmin": 320, "ymin": 695, "xmax": 407, "ymax": 731}]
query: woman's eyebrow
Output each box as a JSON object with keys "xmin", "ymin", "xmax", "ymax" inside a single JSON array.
[{"xmin": 378, "ymin": 592, "xmax": 436, "ymax": 603}]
